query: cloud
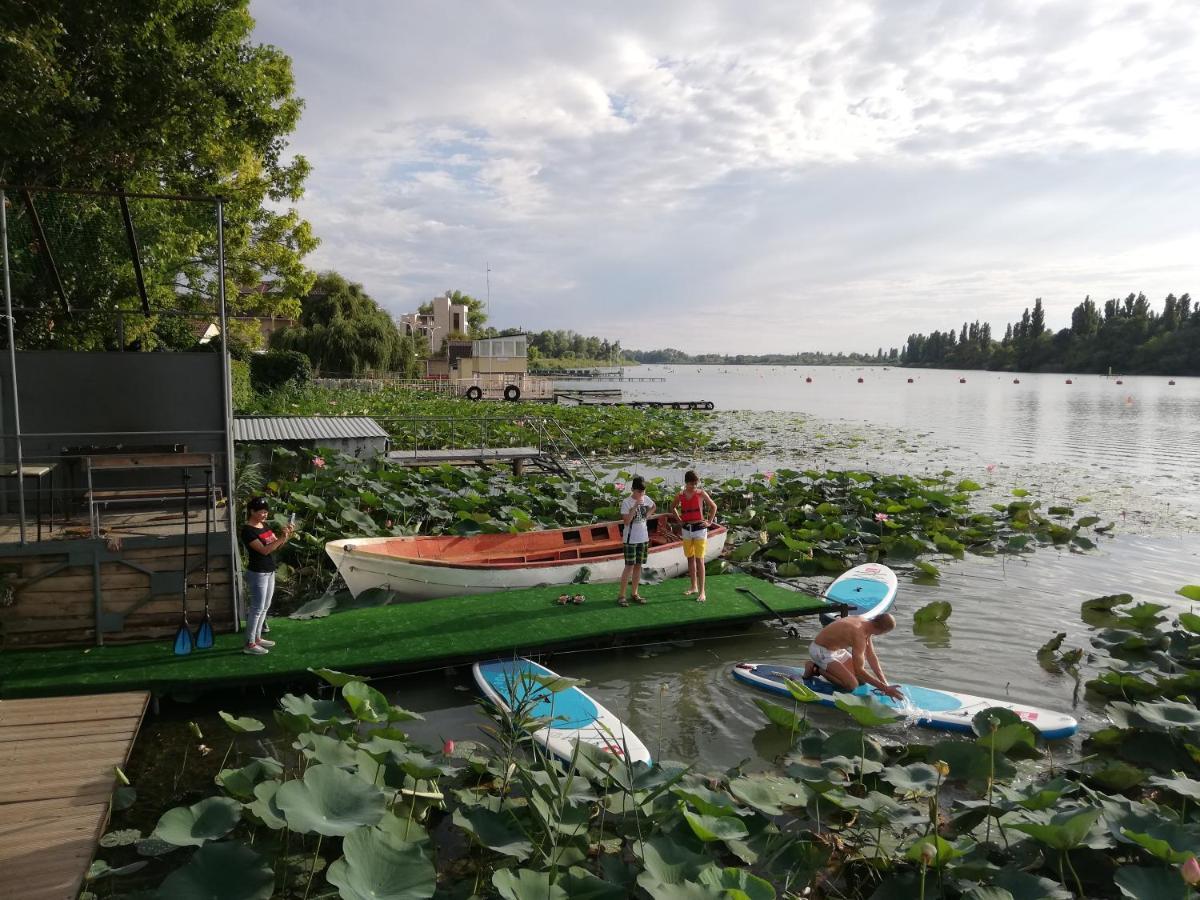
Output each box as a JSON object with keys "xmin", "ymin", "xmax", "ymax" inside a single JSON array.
[{"xmin": 251, "ymin": 0, "xmax": 1200, "ymax": 352}]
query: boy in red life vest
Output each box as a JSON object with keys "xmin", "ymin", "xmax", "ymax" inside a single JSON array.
[{"xmin": 670, "ymin": 470, "xmax": 718, "ymax": 602}]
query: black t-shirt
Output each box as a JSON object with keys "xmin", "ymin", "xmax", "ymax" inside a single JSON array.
[{"xmin": 242, "ymin": 523, "xmax": 279, "ymax": 573}]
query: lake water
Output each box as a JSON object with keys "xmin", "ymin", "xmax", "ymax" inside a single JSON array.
[{"xmin": 384, "ymin": 365, "xmax": 1200, "ymax": 768}]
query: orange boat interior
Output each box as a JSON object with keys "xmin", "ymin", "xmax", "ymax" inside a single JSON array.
[{"xmin": 354, "ymin": 516, "xmax": 726, "ymax": 568}]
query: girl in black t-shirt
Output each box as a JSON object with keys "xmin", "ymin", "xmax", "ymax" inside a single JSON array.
[{"xmin": 242, "ymin": 497, "xmax": 294, "ymax": 655}]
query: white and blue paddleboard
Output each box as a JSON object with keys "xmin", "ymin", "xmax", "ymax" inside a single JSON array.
[
  {"xmin": 820, "ymin": 563, "xmax": 898, "ymax": 625},
  {"xmin": 731, "ymin": 662, "xmax": 1077, "ymax": 740},
  {"xmin": 473, "ymin": 658, "xmax": 652, "ymax": 764}
]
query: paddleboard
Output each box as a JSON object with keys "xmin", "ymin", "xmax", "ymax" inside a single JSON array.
[
  {"xmin": 731, "ymin": 662, "xmax": 1077, "ymax": 739},
  {"xmin": 820, "ymin": 563, "xmax": 898, "ymax": 625},
  {"xmin": 473, "ymin": 658, "xmax": 652, "ymax": 764}
]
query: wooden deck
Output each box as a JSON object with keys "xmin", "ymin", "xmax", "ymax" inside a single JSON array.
[
  {"xmin": 388, "ymin": 446, "xmax": 567, "ymax": 475},
  {"xmin": 0, "ymin": 691, "xmax": 149, "ymax": 900}
]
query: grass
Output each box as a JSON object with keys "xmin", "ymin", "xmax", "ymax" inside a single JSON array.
[{"xmin": 0, "ymin": 574, "xmax": 825, "ymax": 698}]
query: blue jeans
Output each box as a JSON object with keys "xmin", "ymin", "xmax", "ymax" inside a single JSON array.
[{"xmin": 244, "ymin": 571, "xmax": 275, "ymax": 645}]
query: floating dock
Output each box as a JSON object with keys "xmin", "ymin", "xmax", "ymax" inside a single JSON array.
[
  {"xmin": 0, "ymin": 691, "xmax": 149, "ymax": 900},
  {"xmin": 0, "ymin": 575, "xmax": 829, "ymax": 699}
]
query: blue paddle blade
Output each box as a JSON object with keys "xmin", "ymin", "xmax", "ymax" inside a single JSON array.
[
  {"xmin": 173, "ymin": 623, "xmax": 194, "ymax": 655},
  {"xmin": 195, "ymin": 619, "xmax": 214, "ymax": 650}
]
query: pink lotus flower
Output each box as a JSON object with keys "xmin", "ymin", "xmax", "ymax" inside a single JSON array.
[
  {"xmin": 875, "ymin": 512, "xmax": 890, "ymax": 522},
  {"xmin": 442, "ymin": 739, "xmax": 456, "ymax": 756},
  {"xmin": 313, "ymin": 456, "xmax": 326, "ymax": 469},
  {"xmin": 615, "ymin": 481, "xmax": 626, "ymax": 492},
  {"xmin": 1183, "ymin": 857, "xmax": 1200, "ymax": 886},
  {"xmin": 764, "ymin": 471, "xmax": 775, "ymax": 481},
  {"xmin": 386, "ymin": 519, "xmax": 393, "ymax": 528},
  {"xmin": 986, "ymin": 463, "xmax": 996, "ymax": 473}
]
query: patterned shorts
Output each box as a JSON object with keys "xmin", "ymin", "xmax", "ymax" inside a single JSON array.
[{"xmin": 623, "ymin": 542, "xmax": 648, "ymax": 566}]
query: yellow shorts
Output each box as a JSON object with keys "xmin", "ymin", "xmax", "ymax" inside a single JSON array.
[{"xmin": 682, "ymin": 536, "xmax": 707, "ymax": 559}]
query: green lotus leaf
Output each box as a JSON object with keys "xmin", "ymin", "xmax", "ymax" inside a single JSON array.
[
  {"xmin": 671, "ymin": 784, "xmax": 744, "ymax": 818},
  {"xmin": 152, "ymin": 797, "xmax": 242, "ymax": 847},
  {"xmin": 753, "ymin": 698, "xmax": 808, "ymax": 733},
  {"xmin": 697, "ymin": 866, "xmax": 776, "ymax": 899},
  {"xmin": 246, "ymin": 780, "xmax": 286, "ymax": 830},
  {"xmin": 1114, "ymin": 865, "xmax": 1191, "ymax": 900},
  {"xmin": 634, "ymin": 834, "xmax": 711, "ymax": 887},
  {"xmin": 904, "ymin": 834, "xmax": 972, "ymax": 868},
  {"xmin": 341, "ymin": 680, "xmax": 393, "ymax": 722},
  {"xmin": 492, "ymin": 869, "xmax": 570, "ymax": 900},
  {"xmin": 297, "ymin": 732, "xmax": 358, "ymax": 769},
  {"xmin": 278, "ymin": 693, "xmax": 351, "ymax": 726},
  {"xmin": 326, "ymin": 825, "xmax": 436, "ymax": 900},
  {"xmin": 451, "ymin": 806, "xmax": 533, "ymax": 860},
  {"xmin": 1009, "ymin": 807, "xmax": 1102, "ymax": 850},
  {"xmin": 1175, "ymin": 585, "xmax": 1200, "ymax": 603},
  {"xmin": 992, "ymin": 866, "xmax": 1073, "ymax": 900},
  {"xmin": 913, "ymin": 600, "xmax": 952, "ymax": 625},
  {"xmin": 1179, "ymin": 612, "xmax": 1200, "ymax": 634},
  {"xmin": 682, "ymin": 808, "xmax": 749, "ymax": 842},
  {"xmin": 309, "ymin": 666, "xmax": 366, "ymax": 687},
  {"xmin": 882, "ymin": 762, "xmax": 941, "ymax": 794},
  {"xmin": 275, "ymin": 763, "xmax": 385, "ymax": 836},
  {"xmin": 783, "ymin": 678, "xmax": 820, "ymax": 703},
  {"xmin": 218, "ymin": 711, "xmax": 264, "ymax": 734},
  {"xmin": 1147, "ymin": 772, "xmax": 1200, "ymax": 802},
  {"xmin": 341, "ymin": 507, "xmax": 379, "ymax": 534},
  {"xmin": 1089, "ymin": 762, "xmax": 1147, "ymax": 792},
  {"xmin": 155, "ymin": 841, "xmax": 275, "ymax": 900},
  {"xmin": 374, "ymin": 810, "xmax": 431, "ymax": 848},
  {"xmin": 959, "ymin": 888, "xmax": 1014, "ymax": 900},
  {"xmin": 87, "ymin": 858, "xmax": 147, "ymax": 879},
  {"xmin": 1120, "ymin": 820, "xmax": 1200, "ymax": 864},
  {"xmin": 216, "ymin": 757, "xmax": 283, "ymax": 801},
  {"xmin": 833, "ymin": 692, "xmax": 901, "ymax": 727},
  {"xmin": 555, "ymin": 868, "xmax": 628, "ymax": 900},
  {"xmin": 98, "ymin": 828, "xmax": 141, "ymax": 848},
  {"xmin": 727, "ymin": 775, "xmax": 811, "ymax": 816},
  {"xmin": 1132, "ymin": 700, "xmax": 1200, "ymax": 731}
]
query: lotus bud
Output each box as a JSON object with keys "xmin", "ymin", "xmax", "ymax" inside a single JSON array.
[
  {"xmin": 188, "ymin": 721, "xmax": 203, "ymax": 740},
  {"xmin": 933, "ymin": 759, "xmax": 950, "ymax": 778},
  {"xmin": 919, "ymin": 842, "xmax": 937, "ymax": 865},
  {"xmin": 443, "ymin": 739, "xmax": 455, "ymax": 756},
  {"xmin": 113, "ymin": 766, "xmax": 130, "ymax": 786},
  {"xmin": 1182, "ymin": 856, "xmax": 1200, "ymax": 886}
]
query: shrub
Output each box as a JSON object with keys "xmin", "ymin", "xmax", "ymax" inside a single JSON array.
[{"xmin": 250, "ymin": 350, "xmax": 312, "ymax": 392}]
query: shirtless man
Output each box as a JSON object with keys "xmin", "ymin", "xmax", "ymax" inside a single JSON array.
[{"xmin": 802, "ymin": 614, "xmax": 904, "ymax": 701}]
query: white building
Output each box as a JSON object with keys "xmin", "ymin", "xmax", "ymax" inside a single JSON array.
[{"xmin": 398, "ymin": 291, "xmax": 469, "ymax": 353}]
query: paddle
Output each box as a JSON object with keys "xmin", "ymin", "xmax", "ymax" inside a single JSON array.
[
  {"xmin": 172, "ymin": 471, "xmax": 194, "ymax": 655},
  {"xmin": 194, "ymin": 468, "xmax": 214, "ymax": 650},
  {"xmin": 736, "ymin": 586, "xmax": 800, "ymax": 637}
]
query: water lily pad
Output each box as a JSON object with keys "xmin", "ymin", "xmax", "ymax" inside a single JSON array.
[
  {"xmin": 634, "ymin": 835, "xmax": 711, "ymax": 892},
  {"xmin": 99, "ymin": 828, "xmax": 141, "ymax": 848},
  {"xmin": 753, "ymin": 698, "xmax": 808, "ymax": 733},
  {"xmin": 275, "ymin": 763, "xmax": 385, "ymax": 836},
  {"xmin": 1147, "ymin": 772, "xmax": 1200, "ymax": 802},
  {"xmin": 278, "ymin": 693, "xmax": 351, "ymax": 726},
  {"xmin": 452, "ymin": 806, "xmax": 533, "ymax": 860},
  {"xmin": 1132, "ymin": 700, "xmax": 1200, "ymax": 731},
  {"xmin": 156, "ymin": 841, "xmax": 274, "ymax": 900},
  {"xmin": 834, "ymin": 692, "xmax": 901, "ymax": 727},
  {"xmin": 904, "ymin": 834, "xmax": 972, "ymax": 868},
  {"xmin": 326, "ymin": 825, "xmax": 436, "ymax": 900},
  {"xmin": 342, "ymin": 680, "xmax": 392, "ymax": 723},
  {"xmin": 246, "ymin": 780, "xmax": 286, "ymax": 830},
  {"xmin": 1114, "ymin": 865, "xmax": 1190, "ymax": 899},
  {"xmin": 310, "ymin": 666, "xmax": 366, "ymax": 687},
  {"xmin": 297, "ymin": 732, "xmax": 358, "ymax": 768},
  {"xmin": 216, "ymin": 757, "xmax": 283, "ymax": 801},
  {"xmin": 152, "ymin": 796, "xmax": 242, "ymax": 847},
  {"xmin": 555, "ymin": 868, "xmax": 628, "ymax": 900},
  {"xmin": 86, "ymin": 858, "xmax": 147, "ymax": 879},
  {"xmin": 882, "ymin": 762, "xmax": 941, "ymax": 794},
  {"xmin": 682, "ymin": 809, "xmax": 748, "ymax": 842},
  {"xmin": 697, "ymin": 866, "xmax": 775, "ymax": 899},
  {"xmin": 1175, "ymin": 585, "xmax": 1200, "ymax": 603},
  {"xmin": 1009, "ymin": 807, "xmax": 1102, "ymax": 850},
  {"xmin": 728, "ymin": 775, "xmax": 811, "ymax": 815},
  {"xmin": 913, "ymin": 600, "xmax": 952, "ymax": 625}
]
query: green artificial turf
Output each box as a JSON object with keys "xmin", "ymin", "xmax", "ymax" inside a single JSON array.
[{"xmin": 0, "ymin": 574, "xmax": 825, "ymax": 699}]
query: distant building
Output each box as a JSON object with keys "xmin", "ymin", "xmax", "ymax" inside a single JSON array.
[{"xmin": 398, "ymin": 291, "xmax": 469, "ymax": 353}]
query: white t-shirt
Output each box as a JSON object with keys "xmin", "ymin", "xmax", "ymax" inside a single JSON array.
[{"xmin": 621, "ymin": 494, "xmax": 655, "ymax": 544}]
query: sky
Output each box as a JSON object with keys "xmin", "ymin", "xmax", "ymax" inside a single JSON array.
[{"xmin": 250, "ymin": 0, "xmax": 1200, "ymax": 354}]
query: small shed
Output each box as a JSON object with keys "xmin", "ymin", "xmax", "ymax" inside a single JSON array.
[{"xmin": 233, "ymin": 416, "xmax": 390, "ymax": 461}]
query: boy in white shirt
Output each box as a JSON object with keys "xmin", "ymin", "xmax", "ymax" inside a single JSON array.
[{"xmin": 617, "ymin": 476, "xmax": 655, "ymax": 606}]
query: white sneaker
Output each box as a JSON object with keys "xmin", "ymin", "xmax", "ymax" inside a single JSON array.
[
  {"xmin": 243, "ymin": 643, "xmax": 268, "ymax": 655},
  {"xmin": 256, "ymin": 638, "xmax": 276, "ymax": 648}
]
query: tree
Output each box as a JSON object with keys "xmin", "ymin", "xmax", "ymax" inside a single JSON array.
[
  {"xmin": 272, "ymin": 272, "xmax": 416, "ymax": 376},
  {"xmin": 0, "ymin": 0, "xmax": 316, "ymax": 349}
]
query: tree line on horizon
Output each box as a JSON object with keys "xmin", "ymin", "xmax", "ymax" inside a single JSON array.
[{"xmin": 895, "ymin": 292, "xmax": 1199, "ymax": 375}]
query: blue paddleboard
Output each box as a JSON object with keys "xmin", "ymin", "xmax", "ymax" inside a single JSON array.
[
  {"xmin": 731, "ymin": 662, "xmax": 1077, "ymax": 739},
  {"xmin": 473, "ymin": 658, "xmax": 652, "ymax": 763},
  {"xmin": 820, "ymin": 563, "xmax": 898, "ymax": 625}
]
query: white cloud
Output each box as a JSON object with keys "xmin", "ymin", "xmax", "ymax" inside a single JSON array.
[{"xmin": 251, "ymin": 0, "xmax": 1200, "ymax": 351}]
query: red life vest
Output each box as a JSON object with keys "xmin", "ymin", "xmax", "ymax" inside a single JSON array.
[{"xmin": 677, "ymin": 490, "xmax": 703, "ymax": 523}]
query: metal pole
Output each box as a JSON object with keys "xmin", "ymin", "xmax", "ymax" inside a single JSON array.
[
  {"xmin": 1, "ymin": 190, "xmax": 28, "ymax": 543},
  {"xmin": 216, "ymin": 199, "xmax": 241, "ymax": 625}
]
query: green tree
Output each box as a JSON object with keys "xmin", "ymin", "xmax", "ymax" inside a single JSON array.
[
  {"xmin": 0, "ymin": 0, "xmax": 316, "ymax": 348},
  {"xmin": 272, "ymin": 272, "xmax": 416, "ymax": 376}
]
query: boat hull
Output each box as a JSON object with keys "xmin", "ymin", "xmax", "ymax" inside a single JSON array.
[{"xmin": 326, "ymin": 524, "xmax": 728, "ymax": 599}]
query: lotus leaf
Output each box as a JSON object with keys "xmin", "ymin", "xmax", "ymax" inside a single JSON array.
[
  {"xmin": 961, "ymin": 889, "xmax": 1015, "ymax": 900},
  {"xmin": 913, "ymin": 600, "xmax": 952, "ymax": 625},
  {"xmin": 297, "ymin": 732, "xmax": 358, "ymax": 768},
  {"xmin": 904, "ymin": 834, "xmax": 972, "ymax": 868},
  {"xmin": 728, "ymin": 775, "xmax": 811, "ymax": 815},
  {"xmin": 342, "ymin": 680, "xmax": 392, "ymax": 722},
  {"xmin": 278, "ymin": 693, "xmax": 351, "ymax": 726},
  {"xmin": 697, "ymin": 866, "xmax": 776, "ymax": 899},
  {"xmin": 98, "ymin": 828, "xmax": 141, "ymax": 848},
  {"xmin": 374, "ymin": 810, "xmax": 431, "ymax": 848},
  {"xmin": 152, "ymin": 796, "xmax": 242, "ymax": 847},
  {"xmin": 882, "ymin": 762, "xmax": 942, "ymax": 794},
  {"xmin": 155, "ymin": 841, "xmax": 274, "ymax": 900},
  {"xmin": 635, "ymin": 834, "xmax": 712, "ymax": 887},
  {"xmin": 682, "ymin": 808, "xmax": 749, "ymax": 842},
  {"xmin": 991, "ymin": 866, "xmax": 1073, "ymax": 900},
  {"xmin": 1089, "ymin": 762, "xmax": 1147, "ymax": 792},
  {"xmin": 930, "ymin": 740, "xmax": 1015, "ymax": 783},
  {"xmin": 1178, "ymin": 612, "xmax": 1200, "ymax": 635},
  {"xmin": 246, "ymin": 780, "xmax": 286, "ymax": 830},
  {"xmin": 217, "ymin": 711, "xmax": 264, "ymax": 733},
  {"xmin": 833, "ymin": 692, "xmax": 901, "ymax": 727},
  {"xmin": 1113, "ymin": 865, "xmax": 1191, "ymax": 900},
  {"xmin": 1148, "ymin": 772, "xmax": 1200, "ymax": 802},
  {"xmin": 309, "ymin": 666, "xmax": 366, "ymax": 687},
  {"xmin": 531, "ymin": 673, "xmax": 588, "ymax": 692},
  {"xmin": 1176, "ymin": 585, "xmax": 1200, "ymax": 603},
  {"xmin": 326, "ymin": 825, "xmax": 436, "ymax": 900},
  {"xmin": 451, "ymin": 806, "xmax": 533, "ymax": 860},
  {"xmin": 341, "ymin": 507, "xmax": 379, "ymax": 534},
  {"xmin": 1131, "ymin": 700, "xmax": 1200, "ymax": 731},
  {"xmin": 113, "ymin": 785, "xmax": 136, "ymax": 812},
  {"xmin": 86, "ymin": 858, "xmax": 147, "ymax": 878},
  {"xmin": 753, "ymin": 697, "xmax": 808, "ymax": 733},
  {"xmin": 1009, "ymin": 807, "xmax": 1102, "ymax": 850},
  {"xmin": 554, "ymin": 868, "xmax": 629, "ymax": 900},
  {"xmin": 216, "ymin": 757, "xmax": 283, "ymax": 800},
  {"xmin": 783, "ymin": 678, "xmax": 820, "ymax": 703},
  {"xmin": 672, "ymin": 784, "xmax": 745, "ymax": 817},
  {"xmin": 275, "ymin": 763, "xmax": 385, "ymax": 836}
]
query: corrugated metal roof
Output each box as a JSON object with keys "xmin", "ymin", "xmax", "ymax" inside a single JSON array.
[{"xmin": 233, "ymin": 416, "xmax": 389, "ymax": 442}]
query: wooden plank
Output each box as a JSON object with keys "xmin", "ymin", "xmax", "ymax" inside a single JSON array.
[
  {"xmin": 0, "ymin": 695, "xmax": 149, "ymax": 726},
  {"xmin": 19, "ymin": 568, "xmax": 232, "ymax": 594},
  {"xmin": 0, "ymin": 715, "xmax": 144, "ymax": 743},
  {"xmin": 86, "ymin": 452, "xmax": 215, "ymax": 469}
]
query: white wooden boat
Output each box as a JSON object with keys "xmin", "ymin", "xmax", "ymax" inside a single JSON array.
[{"xmin": 325, "ymin": 515, "xmax": 728, "ymax": 599}]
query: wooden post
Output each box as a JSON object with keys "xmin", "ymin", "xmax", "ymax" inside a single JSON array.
[{"xmin": 512, "ymin": 457, "xmax": 524, "ymax": 477}]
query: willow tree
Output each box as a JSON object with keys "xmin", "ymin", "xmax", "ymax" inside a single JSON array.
[
  {"xmin": 0, "ymin": 0, "xmax": 316, "ymax": 349},
  {"xmin": 272, "ymin": 272, "xmax": 418, "ymax": 376}
]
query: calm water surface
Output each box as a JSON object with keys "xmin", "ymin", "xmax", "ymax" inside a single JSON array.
[{"xmin": 385, "ymin": 366, "xmax": 1200, "ymax": 768}]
